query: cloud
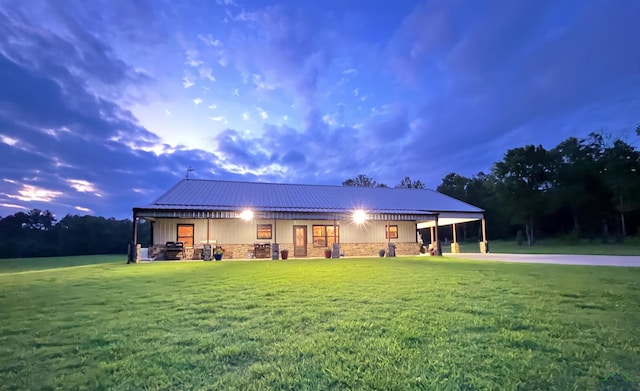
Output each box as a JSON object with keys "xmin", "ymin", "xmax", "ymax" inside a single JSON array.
[
  {"xmin": 0, "ymin": 40, "xmax": 243, "ymax": 218},
  {"xmin": 353, "ymin": 88, "xmax": 359, "ymax": 97},
  {"xmin": 182, "ymin": 76, "xmax": 195, "ymax": 88},
  {"xmin": 208, "ymin": 103, "xmax": 217, "ymax": 109},
  {"xmin": 199, "ymin": 67, "xmax": 216, "ymax": 82},
  {"xmin": 185, "ymin": 49, "xmax": 203, "ymax": 67},
  {"xmin": 0, "ymin": 203, "xmax": 28, "ymax": 210},
  {"xmin": 67, "ymin": 179, "xmax": 101, "ymax": 196},
  {"xmin": 165, "ymin": 109, "xmax": 171, "ymax": 116},
  {"xmin": 252, "ymin": 74, "xmax": 274, "ymax": 90},
  {"xmin": 233, "ymin": 89, "xmax": 239, "ymax": 96},
  {"xmin": 322, "ymin": 114, "xmax": 336, "ymax": 126},
  {"xmin": 210, "ymin": 116, "xmax": 228, "ymax": 123},
  {"xmin": 6, "ymin": 184, "xmax": 63, "ymax": 202},
  {"xmin": 256, "ymin": 107, "xmax": 268, "ymax": 120},
  {"xmin": 216, "ymin": 0, "xmax": 237, "ymax": 6},
  {"xmin": 242, "ymin": 112, "xmax": 250, "ymax": 120},
  {"xmin": 193, "ymin": 98, "xmax": 203, "ymax": 106},
  {"xmin": 198, "ymin": 34, "xmax": 222, "ymax": 47},
  {"xmin": 0, "ymin": 135, "xmax": 18, "ymax": 146},
  {"xmin": 225, "ymin": 5, "xmax": 340, "ymax": 107}
]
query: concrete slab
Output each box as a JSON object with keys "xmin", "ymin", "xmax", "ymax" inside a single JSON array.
[{"xmin": 446, "ymin": 253, "xmax": 640, "ymax": 267}]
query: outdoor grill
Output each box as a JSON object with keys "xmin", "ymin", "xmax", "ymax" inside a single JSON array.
[
  {"xmin": 165, "ymin": 241, "xmax": 184, "ymax": 260},
  {"xmin": 253, "ymin": 243, "xmax": 271, "ymax": 259}
]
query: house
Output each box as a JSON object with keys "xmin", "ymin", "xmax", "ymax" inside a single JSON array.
[{"xmin": 130, "ymin": 179, "xmax": 487, "ymax": 261}]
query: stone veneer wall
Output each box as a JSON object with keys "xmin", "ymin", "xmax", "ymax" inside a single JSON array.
[
  {"xmin": 146, "ymin": 241, "xmax": 421, "ymax": 260},
  {"xmin": 339, "ymin": 242, "xmax": 421, "ymax": 257}
]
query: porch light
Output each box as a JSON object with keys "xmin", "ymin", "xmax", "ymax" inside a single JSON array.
[
  {"xmin": 239, "ymin": 209, "xmax": 254, "ymax": 221},
  {"xmin": 353, "ymin": 209, "xmax": 368, "ymax": 224}
]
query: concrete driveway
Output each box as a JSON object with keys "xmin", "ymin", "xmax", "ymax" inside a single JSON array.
[{"xmin": 446, "ymin": 253, "xmax": 640, "ymax": 267}]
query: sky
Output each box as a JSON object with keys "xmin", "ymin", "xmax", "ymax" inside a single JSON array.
[{"xmin": 1, "ymin": 0, "xmax": 639, "ymax": 220}]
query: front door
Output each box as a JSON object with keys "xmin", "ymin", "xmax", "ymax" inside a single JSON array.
[{"xmin": 293, "ymin": 225, "xmax": 307, "ymax": 257}]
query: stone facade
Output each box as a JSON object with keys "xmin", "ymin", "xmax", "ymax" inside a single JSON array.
[
  {"xmin": 145, "ymin": 241, "xmax": 421, "ymax": 260},
  {"xmin": 338, "ymin": 242, "xmax": 421, "ymax": 257}
]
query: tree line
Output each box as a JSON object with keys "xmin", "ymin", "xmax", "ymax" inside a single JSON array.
[
  {"xmin": 0, "ymin": 210, "xmax": 150, "ymax": 259},
  {"xmin": 345, "ymin": 131, "xmax": 640, "ymax": 245}
]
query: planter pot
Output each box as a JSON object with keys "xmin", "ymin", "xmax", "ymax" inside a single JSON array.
[
  {"xmin": 281, "ymin": 250, "xmax": 289, "ymax": 260},
  {"xmin": 379, "ymin": 249, "xmax": 386, "ymax": 257},
  {"xmin": 213, "ymin": 254, "xmax": 223, "ymax": 261},
  {"xmin": 324, "ymin": 249, "xmax": 332, "ymax": 258}
]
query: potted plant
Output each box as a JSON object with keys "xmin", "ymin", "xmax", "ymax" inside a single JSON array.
[
  {"xmin": 280, "ymin": 249, "xmax": 289, "ymax": 260},
  {"xmin": 213, "ymin": 246, "xmax": 224, "ymax": 261},
  {"xmin": 379, "ymin": 249, "xmax": 386, "ymax": 257},
  {"xmin": 324, "ymin": 248, "xmax": 332, "ymax": 258}
]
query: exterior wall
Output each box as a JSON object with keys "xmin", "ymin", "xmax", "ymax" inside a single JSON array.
[
  {"xmin": 339, "ymin": 242, "xmax": 422, "ymax": 257},
  {"xmin": 154, "ymin": 219, "xmax": 417, "ymax": 244},
  {"xmin": 342, "ymin": 220, "xmax": 417, "ymax": 243},
  {"xmin": 151, "ymin": 218, "xmax": 419, "ymax": 259}
]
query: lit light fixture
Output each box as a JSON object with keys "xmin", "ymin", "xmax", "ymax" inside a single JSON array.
[
  {"xmin": 353, "ymin": 209, "xmax": 368, "ymax": 224},
  {"xmin": 239, "ymin": 209, "xmax": 254, "ymax": 221}
]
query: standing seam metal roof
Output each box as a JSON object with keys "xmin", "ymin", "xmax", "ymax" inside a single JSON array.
[{"xmin": 139, "ymin": 179, "xmax": 484, "ymax": 214}]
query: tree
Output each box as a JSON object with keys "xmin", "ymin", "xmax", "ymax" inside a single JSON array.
[
  {"xmin": 342, "ymin": 174, "xmax": 387, "ymax": 188},
  {"xmin": 395, "ymin": 177, "xmax": 425, "ymax": 189},
  {"xmin": 437, "ymin": 173, "xmax": 469, "ymax": 200},
  {"xmin": 493, "ymin": 145, "xmax": 555, "ymax": 246},
  {"xmin": 600, "ymin": 138, "xmax": 640, "ymax": 237},
  {"xmin": 25, "ymin": 209, "xmax": 56, "ymax": 230},
  {"xmin": 551, "ymin": 136, "xmax": 606, "ymax": 236}
]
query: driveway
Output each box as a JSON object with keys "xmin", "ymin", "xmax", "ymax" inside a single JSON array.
[{"xmin": 446, "ymin": 253, "xmax": 640, "ymax": 267}]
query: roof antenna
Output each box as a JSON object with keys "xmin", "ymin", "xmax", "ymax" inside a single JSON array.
[{"xmin": 186, "ymin": 166, "xmax": 195, "ymax": 179}]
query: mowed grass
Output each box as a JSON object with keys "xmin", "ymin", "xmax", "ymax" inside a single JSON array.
[
  {"xmin": 0, "ymin": 254, "xmax": 124, "ymax": 274},
  {"xmin": 1, "ymin": 256, "xmax": 639, "ymax": 390}
]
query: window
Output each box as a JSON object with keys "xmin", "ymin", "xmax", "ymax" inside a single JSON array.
[
  {"xmin": 257, "ymin": 224, "xmax": 272, "ymax": 239},
  {"xmin": 177, "ymin": 224, "xmax": 194, "ymax": 247},
  {"xmin": 385, "ymin": 225, "xmax": 398, "ymax": 239},
  {"xmin": 313, "ymin": 225, "xmax": 339, "ymax": 247}
]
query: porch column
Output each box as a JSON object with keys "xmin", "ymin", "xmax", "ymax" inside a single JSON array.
[
  {"xmin": 434, "ymin": 215, "xmax": 440, "ymax": 256},
  {"xmin": 480, "ymin": 217, "xmax": 489, "ymax": 253},
  {"xmin": 451, "ymin": 223, "xmax": 460, "ymax": 253},
  {"xmin": 332, "ymin": 218, "xmax": 339, "ymax": 258},
  {"xmin": 272, "ymin": 217, "xmax": 280, "ymax": 260},
  {"xmin": 128, "ymin": 210, "xmax": 138, "ymax": 264},
  {"xmin": 274, "ymin": 218, "xmax": 278, "ymax": 244},
  {"xmin": 481, "ymin": 218, "xmax": 487, "ymax": 242},
  {"xmin": 430, "ymin": 226, "xmax": 435, "ymax": 247}
]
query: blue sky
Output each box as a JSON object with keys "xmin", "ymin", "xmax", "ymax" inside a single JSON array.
[{"xmin": 1, "ymin": 0, "xmax": 639, "ymax": 219}]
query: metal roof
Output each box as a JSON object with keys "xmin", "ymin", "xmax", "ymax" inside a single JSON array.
[{"xmin": 136, "ymin": 179, "xmax": 484, "ymax": 217}]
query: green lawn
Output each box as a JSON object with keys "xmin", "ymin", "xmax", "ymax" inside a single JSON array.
[
  {"xmin": 1, "ymin": 256, "xmax": 639, "ymax": 390},
  {"xmin": 444, "ymin": 238, "xmax": 640, "ymax": 256}
]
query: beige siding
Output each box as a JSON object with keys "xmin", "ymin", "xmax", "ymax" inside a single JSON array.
[
  {"xmin": 342, "ymin": 220, "xmax": 417, "ymax": 243},
  {"xmin": 153, "ymin": 218, "xmax": 418, "ymax": 245},
  {"xmin": 153, "ymin": 219, "xmax": 209, "ymax": 244}
]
